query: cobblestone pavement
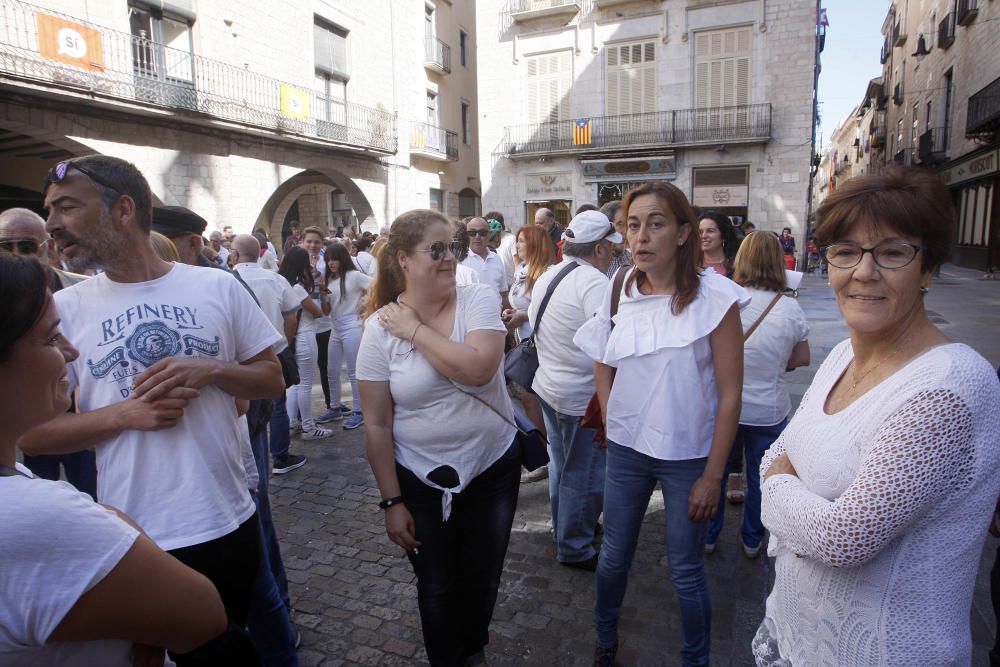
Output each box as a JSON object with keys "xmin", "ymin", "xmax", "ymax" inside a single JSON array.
[{"xmin": 270, "ymin": 265, "xmax": 1000, "ymax": 666}]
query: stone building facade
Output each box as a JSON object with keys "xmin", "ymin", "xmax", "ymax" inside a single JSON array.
[
  {"xmin": 0, "ymin": 0, "xmax": 480, "ymax": 245},
  {"xmin": 865, "ymin": 0, "xmax": 1000, "ymax": 271},
  {"xmin": 475, "ymin": 0, "xmax": 818, "ymax": 255}
]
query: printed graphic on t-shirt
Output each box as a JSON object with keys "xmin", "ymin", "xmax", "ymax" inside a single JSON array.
[{"xmin": 86, "ymin": 303, "xmax": 219, "ymax": 398}]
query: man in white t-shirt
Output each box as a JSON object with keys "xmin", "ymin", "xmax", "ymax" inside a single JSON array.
[
  {"xmin": 462, "ymin": 217, "xmax": 509, "ymax": 307},
  {"xmin": 528, "ymin": 210, "xmax": 619, "ymax": 571},
  {"xmin": 21, "ymin": 155, "xmax": 285, "ymax": 660}
]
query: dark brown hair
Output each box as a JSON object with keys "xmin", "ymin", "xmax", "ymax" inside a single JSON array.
[
  {"xmin": 814, "ymin": 166, "xmax": 954, "ymax": 272},
  {"xmin": 362, "ymin": 209, "xmax": 450, "ymax": 319},
  {"xmin": 622, "ymin": 182, "xmax": 701, "ymax": 315}
]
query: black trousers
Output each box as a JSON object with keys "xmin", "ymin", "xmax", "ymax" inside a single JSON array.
[
  {"xmin": 167, "ymin": 513, "xmax": 262, "ymax": 666},
  {"xmin": 316, "ymin": 330, "xmax": 331, "ymax": 409},
  {"xmin": 397, "ymin": 442, "xmax": 520, "ymax": 667},
  {"xmin": 992, "ymin": 542, "xmax": 1000, "ymax": 666}
]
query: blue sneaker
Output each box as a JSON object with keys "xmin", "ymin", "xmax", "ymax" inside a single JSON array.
[
  {"xmin": 343, "ymin": 411, "xmax": 364, "ymax": 430},
  {"xmin": 339, "ymin": 403, "xmax": 352, "ymax": 414},
  {"xmin": 316, "ymin": 407, "xmax": 341, "ymax": 424}
]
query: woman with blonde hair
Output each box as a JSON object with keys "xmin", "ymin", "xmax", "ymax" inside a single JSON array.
[
  {"xmin": 357, "ymin": 210, "xmax": 520, "ymax": 667},
  {"xmin": 704, "ymin": 231, "xmax": 810, "ymax": 559},
  {"xmin": 576, "ymin": 181, "xmax": 747, "ymax": 666},
  {"xmin": 149, "ymin": 231, "xmax": 180, "ymax": 263}
]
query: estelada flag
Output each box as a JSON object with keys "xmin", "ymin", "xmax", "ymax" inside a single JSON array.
[
  {"xmin": 573, "ymin": 119, "xmax": 592, "ymax": 145},
  {"xmin": 37, "ymin": 13, "xmax": 105, "ymax": 72}
]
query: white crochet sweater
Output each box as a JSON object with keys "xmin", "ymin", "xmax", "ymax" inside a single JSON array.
[{"xmin": 756, "ymin": 341, "xmax": 1000, "ymax": 666}]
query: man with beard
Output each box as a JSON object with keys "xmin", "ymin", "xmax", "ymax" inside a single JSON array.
[{"xmin": 19, "ymin": 155, "xmax": 285, "ymax": 664}]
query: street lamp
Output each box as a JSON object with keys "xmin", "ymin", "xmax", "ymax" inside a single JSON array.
[{"xmin": 912, "ymin": 34, "xmax": 931, "ymax": 62}]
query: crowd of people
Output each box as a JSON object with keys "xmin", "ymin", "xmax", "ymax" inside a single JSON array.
[{"xmin": 1, "ymin": 155, "xmax": 999, "ymax": 667}]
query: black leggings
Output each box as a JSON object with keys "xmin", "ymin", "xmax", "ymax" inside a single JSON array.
[
  {"xmin": 167, "ymin": 514, "xmax": 262, "ymax": 666},
  {"xmin": 316, "ymin": 330, "xmax": 331, "ymax": 409}
]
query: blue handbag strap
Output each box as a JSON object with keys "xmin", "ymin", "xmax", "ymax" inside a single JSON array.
[{"xmin": 530, "ymin": 262, "xmax": 580, "ymax": 339}]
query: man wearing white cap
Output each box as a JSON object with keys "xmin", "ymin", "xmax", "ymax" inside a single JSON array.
[{"xmin": 527, "ymin": 210, "xmax": 620, "ymax": 570}]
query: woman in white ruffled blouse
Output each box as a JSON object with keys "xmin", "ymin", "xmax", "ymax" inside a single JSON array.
[
  {"xmin": 575, "ymin": 181, "xmax": 747, "ymax": 667},
  {"xmin": 754, "ymin": 167, "xmax": 1000, "ymax": 666}
]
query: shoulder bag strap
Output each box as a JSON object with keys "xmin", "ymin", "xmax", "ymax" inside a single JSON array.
[
  {"xmin": 530, "ymin": 262, "xmax": 580, "ymax": 338},
  {"xmin": 743, "ymin": 293, "xmax": 782, "ymax": 342},
  {"xmin": 453, "ymin": 384, "xmax": 528, "ymax": 436},
  {"xmin": 609, "ymin": 266, "xmax": 628, "ymax": 329}
]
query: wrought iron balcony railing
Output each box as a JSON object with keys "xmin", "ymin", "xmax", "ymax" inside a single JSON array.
[
  {"xmin": 424, "ymin": 38, "xmax": 451, "ymax": 74},
  {"xmin": 917, "ymin": 127, "xmax": 948, "ymax": 164},
  {"xmin": 967, "ymin": 76, "xmax": 1000, "ymax": 137},
  {"xmin": 0, "ymin": 0, "xmax": 397, "ymax": 153},
  {"xmin": 938, "ymin": 13, "xmax": 955, "ymax": 49},
  {"xmin": 410, "ymin": 121, "xmax": 458, "ymax": 161},
  {"xmin": 501, "ymin": 103, "xmax": 771, "ymax": 157}
]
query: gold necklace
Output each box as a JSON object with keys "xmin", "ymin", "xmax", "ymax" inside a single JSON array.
[{"xmin": 845, "ymin": 325, "xmax": 916, "ymax": 395}]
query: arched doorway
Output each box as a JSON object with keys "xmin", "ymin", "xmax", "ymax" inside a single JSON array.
[{"xmin": 458, "ymin": 187, "xmax": 481, "ymax": 217}]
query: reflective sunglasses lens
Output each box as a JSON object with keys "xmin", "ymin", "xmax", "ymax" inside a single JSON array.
[
  {"xmin": 449, "ymin": 241, "xmax": 462, "ymax": 256},
  {"xmin": 429, "ymin": 242, "xmax": 446, "ymax": 260},
  {"xmin": 54, "ymin": 161, "xmax": 69, "ymax": 181}
]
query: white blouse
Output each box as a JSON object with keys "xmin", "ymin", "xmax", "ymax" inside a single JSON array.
[
  {"xmin": 574, "ymin": 269, "xmax": 749, "ymax": 460},
  {"xmin": 756, "ymin": 341, "xmax": 1000, "ymax": 667}
]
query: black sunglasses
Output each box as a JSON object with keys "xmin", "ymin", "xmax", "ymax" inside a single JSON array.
[
  {"xmin": 44, "ymin": 159, "xmax": 123, "ymax": 197},
  {"xmin": 416, "ymin": 241, "xmax": 462, "ymax": 261},
  {"xmin": 467, "ymin": 228, "xmax": 491, "ymax": 237},
  {"xmin": 0, "ymin": 238, "xmax": 44, "ymax": 254}
]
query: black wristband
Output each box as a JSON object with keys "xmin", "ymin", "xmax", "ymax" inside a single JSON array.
[{"xmin": 378, "ymin": 496, "xmax": 404, "ymax": 510}]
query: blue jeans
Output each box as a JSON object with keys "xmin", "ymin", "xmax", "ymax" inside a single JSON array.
[
  {"xmin": 396, "ymin": 441, "xmax": 521, "ymax": 666},
  {"xmin": 269, "ymin": 392, "xmax": 290, "ymax": 458},
  {"xmin": 247, "ymin": 421, "xmax": 297, "ymax": 666},
  {"xmin": 21, "ymin": 450, "xmax": 97, "ymax": 500},
  {"xmin": 595, "ymin": 442, "xmax": 710, "ymax": 666},
  {"xmin": 705, "ymin": 419, "xmax": 787, "ymax": 549},
  {"xmin": 538, "ymin": 397, "xmax": 606, "ymax": 563}
]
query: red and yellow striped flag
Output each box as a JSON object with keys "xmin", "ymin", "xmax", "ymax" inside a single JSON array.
[{"xmin": 573, "ymin": 119, "xmax": 592, "ymax": 145}]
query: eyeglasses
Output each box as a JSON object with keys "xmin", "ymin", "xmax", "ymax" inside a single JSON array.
[
  {"xmin": 44, "ymin": 159, "xmax": 123, "ymax": 197},
  {"xmin": 821, "ymin": 240, "xmax": 923, "ymax": 270},
  {"xmin": 467, "ymin": 228, "xmax": 490, "ymax": 237},
  {"xmin": 0, "ymin": 238, "xmax": 44, "ymax": 254},
  {"xmin": 416, "ymin": 241, "xmax": 462, "ymax": 261}
]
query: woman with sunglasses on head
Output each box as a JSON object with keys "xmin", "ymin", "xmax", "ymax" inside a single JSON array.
[
  {"xmin": 322, "ymin": 242, "xmax": 372, "ymax": 431},
  {"xmin": 278, "ymin": 247, "xmax": 333, "ymax": 441},
  {"xmin": 357, "ymin": 210, "xmax": 521, "ymax": 667},
  {"xmin": 0, "ymin": 253, "xmax": 229, "ymax": 665},
  {"xmin": 753, "ymin": 167, "xmax": 1000, "ymax": 667},
  {"xmin": 575, "ymin": 182, "xmax": 748, "ymax": 667}
]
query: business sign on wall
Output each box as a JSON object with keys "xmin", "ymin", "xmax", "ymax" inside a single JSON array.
[
  {"xmin": 525, "ymin": 172, "xmax": 573, "ymax": 197},
  {"xmin": 940, "ymin": 148, "xmax": 1000, "ymax": 187},
  {"xmin": 692, "ymin": 185, "xmax": 749, "ymax": 207},
  {"xmin": 581, "ymin": 157, "xmax": 677, "ymax": 182}
]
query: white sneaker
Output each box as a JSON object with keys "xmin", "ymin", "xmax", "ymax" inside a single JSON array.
[
  {"xmin": 289, "ymin": 421, "xmax": 302, "ymax": 435},
  {"xmin": 743, "ymin": 541, "xmax": 762, "ymax": 559},
  {"xmin": 301, "ymin": 426, "xmax": 333, "ymax": 441}
]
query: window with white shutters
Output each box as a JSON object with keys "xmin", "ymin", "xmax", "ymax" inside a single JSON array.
[
  {"xmin": 694, "ymin": 27, "xmax": 751, "ymax": 109},
  {"xmin": 526, "ymin": 51, "xmax": 572, "ymax": 125},
  {"xmin": 606, "ymin": 40, "xmax": 656, "ymax": 116}
]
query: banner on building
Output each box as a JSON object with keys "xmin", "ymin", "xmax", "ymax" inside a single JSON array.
[
  {"xmin": 280, "ymin": 84, "xmax": 311, "ymax": 119},
  {"xmin": 692, "ymin": 185, "xmax": 748, "ymax": 208},
  {"xmin": 37, "ymin": 13, "xmax": 105, "ymax": 72},
  {"xmin": 573, "ymin": 119, "xmax": 592, "ymax": 146}
]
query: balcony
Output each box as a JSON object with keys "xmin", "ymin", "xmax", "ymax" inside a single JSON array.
[
  {"xmin": 870, "ymin": 111, "xmax": 887, "ymax": 149},
  {"xmin": 501, "ymin": 104, "xmax": 771, "ymax": 158},
  {"xmin": 893, "ymin": 82, "xmax": 904, "ymax": 105},
  {"xmin": 917, "ymin": 127, "xmax": 948, "ymax": 164},
  {"xmin": 938, "ymin": 13, "xmax": 955, "ymax": 49},
  {"xmin": 892, "ymin": 21, "xmax": 907, "ymax": 47},
  {"xmin": 967, "ymin": 76, "xmax": 1000, "ymax": 137},
  {"xmin": 957, "ymin": 0, "xmax": 978, "ymax": 26},
  {"xmin": 880, "ymin": 35, "xmax": 890, "ymax": 64},
  {"xmin": 424, "ymin": 38, "xmax": 451, "ymax": 74},
  {"xmin": 409, "ymin": 121, "xmax": 458, "ymax": 161},
  {"xmin": 509, "ymin": 0, "xmax": 582, "ymax": 25},
  {"xmin": 0, "ymin": 0, "xmax": 397, "ymax": 154}
]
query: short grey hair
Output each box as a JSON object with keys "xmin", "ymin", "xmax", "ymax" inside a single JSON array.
[
  {"xmin": 209, "ymin": 230, "xmax": 223, "ymax": 241},
  {"xmin": 562, "ymin": 239, "xmax": 601, "ymax": 258}
]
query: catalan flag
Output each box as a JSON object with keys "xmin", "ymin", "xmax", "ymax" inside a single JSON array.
[{"xmin": 573, "ymin": 119, "xmax": 592, "ymax": 145}]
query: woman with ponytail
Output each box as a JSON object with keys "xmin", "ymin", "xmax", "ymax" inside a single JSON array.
[
  {"xmin": 357, "ymin": 210, "xmax": 520, "ymax": 667},
  {"xmin": 575, "ymin": 182, "xmax": 748, "ymax": 666}
]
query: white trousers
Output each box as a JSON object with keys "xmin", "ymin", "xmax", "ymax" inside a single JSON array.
[
  {"xmin": 327, "ymin": 315, "xmax": 363, "ymax": 411},
  {"xmin": 289, "ymin": 329, "xmax": 318, "ymax": 429}
]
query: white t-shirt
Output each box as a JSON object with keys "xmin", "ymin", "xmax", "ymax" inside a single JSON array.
[
  {"xmin": 496, "ymin": 232, "xmax": 517, "ymax": 285},
  {"xmin": 575, "ymin": 269, "xmax": 750, "ymax": 460},
  {"xmin": 55, "ymin": 263, "xmax": 281, "ymax": 550},
  {"xmin": 234, "ymin": 262, "xmax": 301, "ymax": 353},
  {"xmin": 740, "ymin": 287, "xmax": 810, "ymax": 426},
  {"xmin": 528, "ymin": 258, "xmax": 608, "ymax": 416},
  {"xmin": 238, "ymin": 416, "xmax": 259, "ymax": 493},
  {"xmin": 259, "ymin": 250, "xmax": 279, "ymax": 272},
  {"xmin": 310, "ymin": 257, "xmax": 332, "ymax": 333},
  {"xmin": 290, "ymin": 283, "xmax": 323, "ymax": 335},
  {"xmin": 0, "ymin": 473, "xmax": 139, "ymax": 666},
  {"xmin": 461, "ymin": 250, "xmax": 509, "ymax": 296},
  {"xmin": 455, "ymin": 263, "xmax": 481, "ymax": 287},
  {"xmin": 354, "ymin": 251, "xmax": 377, "ymax": 276},
  {"xmin": 507, "ymin": 265, "xmax": 533, "ymax": 342},
  {"xmin": 328, "ymin": 270, "xmax": 374, "ymax": 321},
  {"xmin": 357, "ymin": 284, "xmax": 516, "ymax": 520}
]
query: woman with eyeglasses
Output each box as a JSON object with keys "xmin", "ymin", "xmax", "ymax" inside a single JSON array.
[
  {"xmin": 753, "ymin": 167, "xmax": 1000, "ymax": 667},
  {"xmin": 322, "ymin": 242, "xmax": 372, "ymax": 431},
  {"xmin": 278, "ymin": 247, "xmax": 333, "ymax": 441},
  {"xmin": 0, "ymin": 253, "xmax": 229, "ymax": 665},
  {"xmin": 357, "ymin": 209, "xmax": 520, "ymax": 667}
]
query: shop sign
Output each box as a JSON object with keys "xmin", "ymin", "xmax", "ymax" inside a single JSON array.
[
  {"xmin": 940, "ymin": 148, "xmax": 1000, "ymax": 187},
  {"xmin": 582, "ymin": 157, "xmax": 676, "ymax": 182},
  {"xmin": 692, "ymin": 185, "xmax": 748, "ymax": 207},
  {"xmin": 525, "ymin": 172, "xmax": 572, "ymax": 196}
]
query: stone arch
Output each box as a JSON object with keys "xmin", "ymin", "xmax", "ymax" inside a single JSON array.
[
  {"xmin": 255, "ymin": 168, "xmax": 375, "ymax": 253},
  {"xmin": 458, "ymin": 187, "xmax": 481, "ymax": 217}
]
